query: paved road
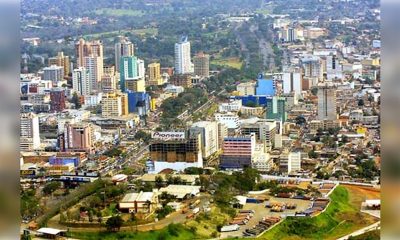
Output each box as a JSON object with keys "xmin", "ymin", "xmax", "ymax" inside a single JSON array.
[{"xmin": 336, "ymin": 221, "xmax": 380, "ymax": 240}]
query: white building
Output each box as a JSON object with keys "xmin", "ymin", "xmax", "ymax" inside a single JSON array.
[
  {"xmin": 72, "ymin": 67, "xmax": 91, "ymax": 96},
  {"xmin": 283, "ymin": 69, "xmax": 302, "ymax": 96},
  {"xmin": 43, "ymin": 65, "xmax": 64, "ymax": 84},
  {"xmin": 215, "ymin": 112, "xmax": 239, "ymax": 129},
  {"xmin": 326, "ymin": 55, "xmax": 343, "ymax": 81},
  {"xmin": 84, "ymin": 55, "xmax": 103, "ymax": 91},
  {"xmin": 20, "ymin": 112, "xmax": 40, "ymax": 151},
  {"xmin": 137, "ymin": 59, "xmax": 146, "ymax": 79},
  {"xmin": 218, "ymin": 100, "xmax": 242, "ymax": 113},
  {"xmin": 288, "ymin": 152, "xmax": 301, "ymax": 173},
  {"xmin": 174, "ymin": 36, "xmax": 193, "ymax": 74},
  {"xmin": 190, "ymin": 121, "xmax": 219, "ymax": 158}
]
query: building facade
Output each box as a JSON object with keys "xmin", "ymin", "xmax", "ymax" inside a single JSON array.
[
  {"xmin": 193, "ymin": 52, "xmax": 210, "ymax": 78},
  {"xmin": 174, "ymin": 36, "xmax": 193, "ymax": 74}
]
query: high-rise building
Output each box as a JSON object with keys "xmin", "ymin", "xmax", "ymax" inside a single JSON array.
[
  {"xmin": 20, "ymin": 112, "xmax": 40, "ymax": 151},
  {"xmin": 301, "ymin": 55, "xmax": 323, "ymax": 85},
  {"xmin": 174, "ymin": 36, "xmax": 193, "ymax": 74},
  {"xmin": 193, "ymin": 52, "xmax": 210, "ymax": 78},
  {"xmin": 64, "ymin": 122, "xmax": 94, "ymax": 153},
  {"xmin": 280, "ymin": 151, "xmax": 301, "ymax": 174},
  {"xmin": 266, "ymin": 97, "xmax": 287, "ymax": 123},
  {"xmin": 100, "ymin": 66, "xmax": 118, "ymax": 93},
  {"xmin": 120, "ymin": 56, "xmax": 138, "ymax": 92},
  {"xmin": 50, "ymin": 89, "xmax": 66, "ymax": 112},
  {"xmin": 115, "ymin": 37, "xmax": 135, "ymax": 72},
  {"xmin": 48, "ymin": 52, "xmax": 70, "ymax": 76},
  {"xmin": 190, "ymin": 121, "xmax": 219, "ymax": 158},
  {"xmin": 317, "ymin": 84, "xmax": 337, "ymax": 120},
  {"xmin": 148, "ymin": 131, "xmax": 203, "ymax": 173},
  {"xmin": 72, "ymin": 67, "xmax": 91, "ymax": 96},
  {"xmin": 326, "ymin": 54, "xmax": 343, "ymax": 81},
  {"xmin": 75, "ymin": 38, "xmax": 103, "ymax": 68},
  {"xmin": 137, "ymin": 59, "xmax": 145, "ymax": 79},
  {"xmin": 220, "ymin": 134, "xmax": 256, "ymax": 169},
  {"xmin": 170, "ymin": 74, "xmax": 192, "ymax": 88},
  {"xmin": 101, "ymin": 92, "xmax": 128, "ymax": 117},
  {"xmin": 84, "ymin": 55, "xmax": 103, "ymax": 91},
  {"xmin": 43, "ymin": 65, "xmax": 64, "ymax": 84},
  {"xmin": 283, "ymin": 68, "xmax": 303, "ymax": 96},
  {"xmin": 126, "ymin": 91, "xmax": 150, "ymax": 116},
  {"xmin": 147, "ymin": 62, "xmax": 163, "ymax": 86},
  {"xmin": 240, "ymin": 118, "xmax": 277, "ymax": 149}
]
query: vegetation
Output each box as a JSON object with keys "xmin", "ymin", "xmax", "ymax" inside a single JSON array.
[
  {"xmin": 134, "ymin": 130, "xmax": 151, "ymax": 144},
  {"xmin": 68, "ymin": 223, "xmax": 202, "ymax": 240},
  {"xmin": 43, "ymin": 181, "xmax": 61, "ymax": 195},
  {"xmin": 21, "ymin": 189, "xmax": 40, "ymax": 220},
  {"xmin": 261, "ymin": 185, "xmax": 379, "ymax": 240},
  {"xmin": 156, "ymin": 205, "xmax": 174, "ymax": 219},
  {"xmin": 106, "ymin": 215, "xmax": 124, "ymax": 232}
]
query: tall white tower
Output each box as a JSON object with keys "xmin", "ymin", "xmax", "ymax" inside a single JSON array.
[{"xmin": 174, "ymin": 36, "xmax": 193, "ymax": 74}]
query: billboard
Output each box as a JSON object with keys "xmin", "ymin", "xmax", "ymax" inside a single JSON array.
[{"xmin": 152, "ymin": 131, "xmax": 185, "ymax": 140}]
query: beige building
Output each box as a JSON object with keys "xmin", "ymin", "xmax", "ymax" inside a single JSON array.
[
  {"xmin": 237, "ymin": 82, "xmax": 256, "ymax": 96},
  {"xmin": 101, "ymin": 92, "xmax": 128, "ymax": 117},
  {"xmin": 317, "ymin": 84, "xmax": 337, "ymax": 120},
  {"xmin": 170, "ymin": 74, "xmax": 192, "ymax": 88},
  {"xmin": 193, "ymin": 52, "xmax": 210, "ymax": 78},
  {"xmin": 101, "ymin": 66, "xmax": 118, "ymax": 93},
  {"xmin": 75, "ymin": 38, "xmax": 104, "ymax": 68},
  {"xmin": 119, "ymin": 191, "xmax": 158, "ymax": 214},
  {"xmin": 147, "ymin": 62, "xmax": 163, "ymax": 86},
  {"xmin": 125, "ymin": 77, "xmax": 145, "ymax": 92},
  {"xmin": 48, "ymin": 52, "xmax": 70, "ymax": 76}
]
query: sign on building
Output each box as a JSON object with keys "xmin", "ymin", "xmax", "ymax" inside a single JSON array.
[{"xmin": 151, "ymin": 131, "xmax": 185, "ymax": 140}]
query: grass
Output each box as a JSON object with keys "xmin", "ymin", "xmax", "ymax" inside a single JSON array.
[
  {"xmin": 211, "ymin": 57, "xmax": 243, "ymax": 69},
  {"xmin": 68, "ymin": 223, "xmax": 204, "ymax": 240},
  {"xmin": 185, "ymin": 207, "xmax": 231, "ymax": 238},
  {"xmin": 93, "ymin": 8, "xmax": 144, "ymax": 17},
  {"xmin": 348, "ymin": 229, "xmax": 380, "ymax": 240},
  {"xmin": 259, "ymin": 185, "xmax": 379, "ymax": 240}
]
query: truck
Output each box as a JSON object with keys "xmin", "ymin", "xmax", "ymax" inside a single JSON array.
[
  {"xmin": 239, "ymin": 210, "xmax": 255, "ymax": 214},
  {"xmin": 246, "ymin": 198, "xmax": 261, "ymax": 204},
  {"xmin": 220, "ymin": 224, "xmax": 240, "ymax": 232}
]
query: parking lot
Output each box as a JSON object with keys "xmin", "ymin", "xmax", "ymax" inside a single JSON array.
[{"xmin": 220, "ymin": 197, "xmax": 312, "ymax": 238}]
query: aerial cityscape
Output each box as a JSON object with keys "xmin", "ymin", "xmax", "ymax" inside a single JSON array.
[{"xmin": 20, "ymin": 0, "xmax": 381, "ymax": 239}]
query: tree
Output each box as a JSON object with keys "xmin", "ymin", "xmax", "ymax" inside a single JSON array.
[
  {"xmin": 155, "ymin": 175, "xmax": 164, "ymax": 188},
  {"xmin": 358, "ymin": 99, "xmax": 365, "ymax": 106},
  {"xmin": 106, "ymin": 215, "xmax": 124, "ymax": 232},
  {"xmin": 71, "ymin": 92, "xmax": 81, "ymax": 109},
  {"xmin": 43, "ymin": 181, "xmax": 61, "ymax": 195}
]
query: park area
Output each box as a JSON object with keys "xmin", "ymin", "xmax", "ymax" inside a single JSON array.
[
  {"xmin": 258, "ymin": 185, "xmax": 380, "ymax": 240},
  {"xmin": 211, "ymin": 57, "xmax": 243, "ymax": 70}
]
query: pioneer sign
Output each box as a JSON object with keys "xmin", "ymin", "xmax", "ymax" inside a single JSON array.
[{"xmin": 152, "ymin": 131, "xmax": 185, "ymax": 140}]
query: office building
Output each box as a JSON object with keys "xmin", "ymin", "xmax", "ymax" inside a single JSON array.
[
  {"xmin": 147, "ymin": 62, "xmax": 164, "ymax": 86},
  {"xmin": 237, "ymin": 82, "xmax": 256, "ymax": 96},
  {"xmin": 220, "ymin": 134, "xmax": 256, "ymax": 169},
  {"xmin": 283, "ymin": 68, "xmax": 302, "ymax": 96},
  {"xmin": 100, "ymin": 66, "xmax": 118, "ymax": 93},
  {"xmin": 20, "ymin": 113, "xmax": 40, "ymax": 151},
  {"xmin": 280, "ymin": 151, "xmax": 301, "ymax": 174},
  {"xmin": 120, "ymin": 56, "xmax": 139, "ymax": 92},
  {"xmin": 75, "ymin": 38, "xmax": 103, "ymax": 68},
  {"xmin": 301, "ymin": 55, "xmax": 323, "ymax": 84},
  {"xmin": 217, "ymin": 123, "xmax": 228, "ymax": 149},
  {"xmin": 326, "ymin": 54, "xmax": 343, "ymax": 81},
  {"xmin": 72, "ymin": 67, "xmax": 91, "ymax": 96},
  {"xmin": 148, "ymin": 131, "xmax": 203, "ymax": 173},
  {"xmin": 193, "ymin": 52, "xmax": 210, "ymax": 78},
  {"xmin": 50, "ymin": 89, "xmax": 66, "ymax": 112},
  {"xmin": 115, "ymin": 37, "xmax": 135, "ymax": 72},
  {"xmin": 266, "ymin": 97, "xmax": 287, "ymax": 123},
  {"xmin": 101, "ymin": 92, "xmax": 128, "ymax": 117},
  {"xmin": 84, "ymin": 55, "xmax": 103, "ymax": 91},
  {"xmin": 240, "ymin": 118, "xmax": 277, "ymax": 148},
  {"xmin": 190, "ymin": 121, "xmax": 219, "ymax": 158},
  {"xmin": 174, "ymin": 36, "xmax": 193, "ymax": 74},
  {"xmin": 48, "ymin": 52, "xmax": 70, "ymax": 76},
  {"xmin": 63, "ymin": 122, "xmax": 94, "ymax": 153},
  {"xmin": 170, "ymin": 74, "xmax": 192, "ymax": 88},
  {"xmin": 317, "ymin": 84, "xmax": 337, "ymax": 120},
  {"xmin": 43, "ymin": 65, "xmax": 64, "ymax": 84}
]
